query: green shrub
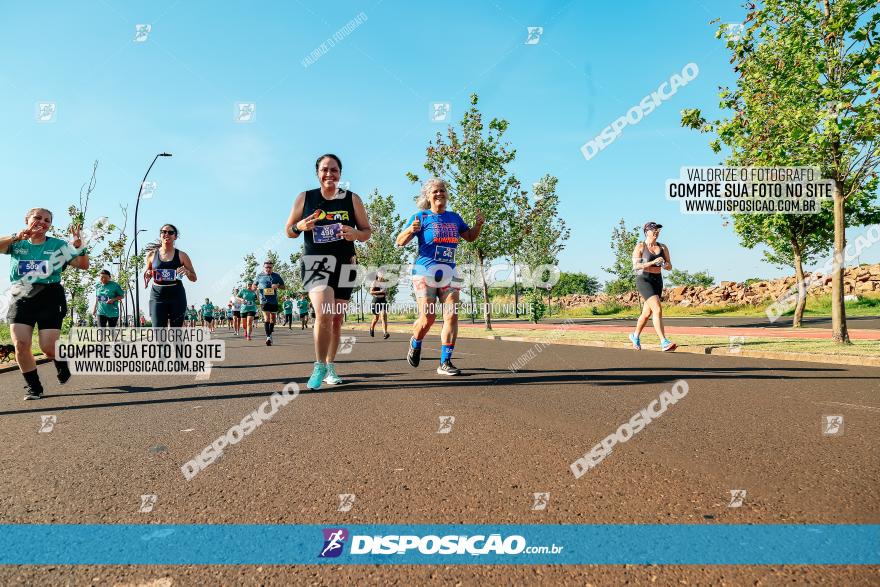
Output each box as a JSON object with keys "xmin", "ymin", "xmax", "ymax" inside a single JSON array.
[
  {"xmin": 592, "ymin": 301, "xmax": 628, "ymax": 315},
  {"xmin": 525, "ymin": 289, "xmax": 546, "ymax": 323}
]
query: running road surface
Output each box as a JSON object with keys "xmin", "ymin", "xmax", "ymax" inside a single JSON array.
[{"xmin": 0, "ymin": 327, "xmax": 877, "ymax": 585}]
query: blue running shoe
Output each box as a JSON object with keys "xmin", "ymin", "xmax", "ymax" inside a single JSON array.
[
  {"xmin": 307, "ymin": 362, "xmax": 327, "ymax": 390},
  {"xmin": 628, "ymin": 333, "xmax": 641, "ymax": 350}
]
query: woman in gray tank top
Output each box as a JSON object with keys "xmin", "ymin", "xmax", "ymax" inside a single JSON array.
[{"xmin": 630, "ymin": 221, "xmax": 676, "ymax": 352}]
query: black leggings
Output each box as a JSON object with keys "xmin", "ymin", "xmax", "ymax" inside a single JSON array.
[
  {"xmin": 150, "ymin": 284, "xmax": 187, "ymax": 327},
  {"xmin": 97, "ymin": 315, "xmax": 119, "ymax": 327}
]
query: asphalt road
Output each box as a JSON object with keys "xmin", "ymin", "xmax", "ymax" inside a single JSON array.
[{"xmin": 1, "ymin": 326, "xmax": 878, "ymax": 585}]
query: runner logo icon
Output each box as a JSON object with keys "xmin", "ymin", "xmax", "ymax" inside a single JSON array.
[
  {"xmin": 319, "ymin": 528, "xmax": 349, "ymax": 558},
  {"xmin": 823, "ymin": 414, "xmax": 844, "ymax": 436}
]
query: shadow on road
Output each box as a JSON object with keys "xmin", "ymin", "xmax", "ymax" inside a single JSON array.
[{"xmin": 0, "ymin": 363, "xmax": 863, "ymax": 417}]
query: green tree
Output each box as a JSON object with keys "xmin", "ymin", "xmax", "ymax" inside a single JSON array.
[
  {"xmin": 682, "ymin": 0, "xmax": 880, "ymax": 342},
  {"xmin": 240, "ymin": 253, "xmax": 257, "ymax": 286},
  {"xmin": 408, "ymin": 93, "xmax": 524, "ymax": 331},
  {"xmin": 456, "ymin": 247, "xmax": 486, "ymax": 323},
  {"xmin": 667, "ymin": 269, "xmax": 715, "ymax": 288},
  {"xmin": 551, "ymin": 272, "xmax": 601, "ymax": 296},
  {"xmin": 729, "ymin": 212, "xmax": 849, "ymax": 326},
  {"xmin": 525, "ymin": 287, "xmax": 546, "ymax": 323},
  {"xmin": 51, "ymin": 161, "xmax": 112, "ymax": 325},
  {"xmin": 506, "ymin": 188, "xmax": 533, "ymax": 317},
  {"xmin": 264, "ymin": 249, "xmax": 297, "ymax": 301},
  {"xmin": 602, "ymin": 219, "xmax": 641, "ymax": 295},
  {"xmin": 519, "ymin": 175, "xmax": 570, "ymax": 318},
  {"xmin": 95, "ymin": 204, "xmax": 135, "ymax": 322},
  {"xmin": 288, "ymin": 251, "xmax": 303, "ymax": 295},
  {"xmin": 356, "ymin": 188, "xmax": 407, "ymax": 304}
]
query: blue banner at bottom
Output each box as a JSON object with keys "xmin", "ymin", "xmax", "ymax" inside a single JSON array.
[{"xmin": 0, "ymin": 524, "xmax": 877, "ymax": 565}]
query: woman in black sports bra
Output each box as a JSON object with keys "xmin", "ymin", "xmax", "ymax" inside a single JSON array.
[
  {"xmin": 143, "ymin": 223, "xmax": 197, "ymax": 327},
  {"xmin": 630, "ymin": 221, "xmax": 676, "ymax": 352},
  {"xmin": 369, "ymin": 271, "xmax": 390, "ymax": 339}
]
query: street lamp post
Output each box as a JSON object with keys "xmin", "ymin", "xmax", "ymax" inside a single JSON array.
[
  {"xmin": 117, "ymin": 229, "xmax": 146, "ymax": 325},
  {"xmin": 133, "ymin": 153, "xmax": 172, "ymax": 326}
]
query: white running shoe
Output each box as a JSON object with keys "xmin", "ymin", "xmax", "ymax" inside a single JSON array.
[{"xmin": 324, "ymin": 363, "xmax": 343, "ymax": 385}]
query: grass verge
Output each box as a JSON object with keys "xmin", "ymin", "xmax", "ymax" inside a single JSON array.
[{"xmin": 0, "ymin": 325, "xmax": 45, "ymax": 360}]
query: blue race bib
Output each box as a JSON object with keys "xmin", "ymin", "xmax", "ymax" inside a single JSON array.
[
  {"xmin": 433, "ymin": 246, "xmax": 455, "ymax": 263},
  {"xmin": 313, "ymin": 223, "xmax": 342, "ymax": 244},
  {"xmin": 18, "ymin": 260, "xmax": 50, "ymax": 277},
  {"xmin": 154, "ymin": 269, "xmax": 176, "ymax": 281}
]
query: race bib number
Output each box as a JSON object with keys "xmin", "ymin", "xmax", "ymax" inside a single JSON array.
[
  {"xmin": 313, "ymin": 223, "xmax": 342, "ymax": 243},
  {"xmin": 154, "ymin": 269, "xmax": 177, "ymax": 281},
  {"xmin": 434, "ymin": 246, "xmax": 456, "ymax": 263},
  {"xmin": 18, "ymin": 260, "xmax": 49, "ymax": 277},
  {"xmin": 263, "ymin": 287, "xmax": 275, "ymax": 296}
]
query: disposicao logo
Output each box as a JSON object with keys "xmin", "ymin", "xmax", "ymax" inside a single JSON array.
[
  {"xmin": 349, "ymin": 534, "xmax": 527, "ymax": 556},
  {"xmin": 319, "ymin": 528, "xmax": 349, "ymax": 558}
]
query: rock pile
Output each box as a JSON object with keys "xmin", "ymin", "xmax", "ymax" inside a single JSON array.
[{"xmin": 558, "ymin": 263, "xmax": 880, "ymax": 308}]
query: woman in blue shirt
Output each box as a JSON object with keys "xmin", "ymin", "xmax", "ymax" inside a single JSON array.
[{"xmin": 396, "ymin": 179, "xmax": 484, "ymax": 376}]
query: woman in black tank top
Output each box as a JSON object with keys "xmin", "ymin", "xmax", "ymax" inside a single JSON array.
[
  {"xmin": 630, "ymin": 221, "xmax": 676, "ymax": 352},
  {"xmin": 285, "ymin": 154, "xmax": 372, "ymax": 390},
  {"xmin": 369, "ymin": 272, "xmax": 390, "ymax": 339},
  {"xmin": 143, "ymin": 224, "xmax": 197, "ymax": 327}
]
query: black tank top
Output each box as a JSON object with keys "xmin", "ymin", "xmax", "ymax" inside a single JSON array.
[
  {"xmin": 152, "ymin": 248, "xmax": 182, "ymax": 286},
  {"xmin": 641, "ymin": 242, "xmax": 665, "ymax": 263},
  {"xmin": 302, "ymin": 188, "xmax": 357, "ymax": 259}
]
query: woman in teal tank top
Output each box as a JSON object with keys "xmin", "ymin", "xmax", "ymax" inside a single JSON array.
[{"xmin": 0, "ymin": 207, "xmax": 90, "ymax": 400}]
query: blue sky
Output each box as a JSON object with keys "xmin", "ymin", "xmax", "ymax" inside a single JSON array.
[{"xmin": 2, "ymin": 0, "xmax": 878, "ymax": 306}]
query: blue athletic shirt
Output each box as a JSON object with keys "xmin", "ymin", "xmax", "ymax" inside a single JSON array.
[
  {"xmin": 407, "ymin": 210, "xmax": 470, "ymax": 275},
  {"xmin": 255, "ymin": 272, "xmax": 284, "ymax": 304}
]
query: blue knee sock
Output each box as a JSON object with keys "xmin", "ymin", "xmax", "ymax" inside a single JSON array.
[
  {"xmin": 440, "ymin": 344, "xmax": 454, "ymax": 362},
  {"xmin": 411, "ymin": 337, "xmax": 422, "ymax": 349}
]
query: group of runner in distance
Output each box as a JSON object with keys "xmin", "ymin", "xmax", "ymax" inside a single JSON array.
[{"xmin": 1, "ymin": 153, "xmax": 675, "ymax": 400}]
